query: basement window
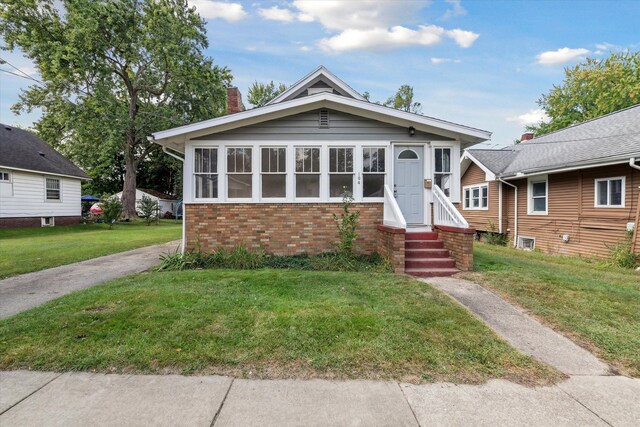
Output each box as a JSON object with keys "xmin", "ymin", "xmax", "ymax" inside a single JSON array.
[
  {"xmin": 517, "ymin": 236, "xmax": 535, "ymax": 251},
  {"xmin": 41, "ymin": 217, "xmax": 54, "ymax": 227},
  {"xmin": 319, "ymin": 109, "xmax": 330, "ymax": 128}
]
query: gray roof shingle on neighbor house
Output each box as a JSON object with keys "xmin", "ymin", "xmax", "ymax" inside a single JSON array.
[
  {"xmin": 468, "ymin": 104, "xmax": 640, "ymax": 178},
  {"xmin": 0, "ymin": 124, "xmax": 90, "ymax": 179}
]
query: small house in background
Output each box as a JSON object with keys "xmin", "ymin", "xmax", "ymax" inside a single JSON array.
[
  {"xmin": 460, "ymin": 105, "xmax": 640, "ymax": 257},
  {"xmin": 113, "ymin": 188, "xmax": 178, "ymax": 217},
  {"xmin": 0, "ymin": 124, "xmax": 90, "ymax": 228}
]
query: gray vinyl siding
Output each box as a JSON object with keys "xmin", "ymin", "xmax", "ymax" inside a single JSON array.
[{"xmin": 193, "ymin": 109, "xmax": 454, "ymax": 142}]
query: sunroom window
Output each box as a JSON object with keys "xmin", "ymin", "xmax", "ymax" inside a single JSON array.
[
  {"xmin": 595, "ymin": 177, "xmax": 624, "ymax": 207},
  {"xmin": 227, "ymin": 147, "xmax": 252, "ymax": 198},
  {"xmin": 434, "ymin": 147, "xmax": 451, "ymax": 197},
  {"xmin": 194, "ymin": 148, "xmax": 217, "ymax": 198},
  {"xmin": 261, "ymin": 147, "xmax": 286, "ymax": 198},
  {"xmin": 329, "ymin": 147, "xmax": 354, "ymax": 197},
  {"xmin": 463, "ymin": 184, "xmax": 488, "ymax": 210},
  {"xmin": 362, "ymin": 147, "xmax": 385, "ymax": 197},
  {"xmin": 295, "ymin": 147, "xmax": 320, "ymax": 197}
]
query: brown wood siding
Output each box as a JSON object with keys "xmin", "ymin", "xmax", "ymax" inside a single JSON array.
[
  {"xmin": 506, "ymin": 164, "xmax": 640, "ymax": 258},
  {"xmin": 460, "ymin": 163, "xmax": 500, "ymax": 232}
]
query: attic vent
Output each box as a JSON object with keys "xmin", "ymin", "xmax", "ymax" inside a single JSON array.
[
  {"xmin": 319, "ymin": 109, "xmax": 330, "ymax": 128},
  {"xmin": 38, "ymin": 151, "xmax": 45, "ymax": 157},
  {"xmin": 4, "ymin": 126, "xmax": 11, "ymax": 131}
]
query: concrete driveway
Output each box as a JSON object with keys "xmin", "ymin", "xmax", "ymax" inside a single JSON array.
[{"xmin": 0, "ymin": 240, "xmax": 180, "ymax": 319}]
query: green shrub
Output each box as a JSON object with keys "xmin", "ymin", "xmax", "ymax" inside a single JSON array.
[
  {"xmin": 138, "ymin": 195, "xmax": 159, "ymax": 225},
  {"xmin": 333, "ymin": 191, "xmax": 360, "ymax": 257},
  {"xmin": 100, "ymin": 194, "xmax": 123, "ymax": 229},
  {"xmin": 607, "ymin": 230, "xmax": 638, "ymax": 269},
  {"xmin": 158, "ymin": 248, "xmax": 214, "ymax": 271},
  {"xmin": 484, "ymin": 221, "xmax": 507, "ymax": 246}
]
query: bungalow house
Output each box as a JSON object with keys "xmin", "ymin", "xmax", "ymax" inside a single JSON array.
[
  {"xmin": 113, "ymin": 188, "xmax": 178, "ymax": 217},
  {"xmin": 0, "ymin": 124, "xmax": 90, "ymax": 228},
  {"xmin": 150, "ymin": 66, "xmax": 491, "ymax": 275},
  {"xmin": 460, "ymin": 105, "xmax": 640, "ymax": 257}
]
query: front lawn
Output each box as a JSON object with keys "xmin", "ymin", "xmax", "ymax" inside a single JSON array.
[
  {"xmin": 0, "ymin": 220, "xmax": 181, "ymax": 278},
  {"xmin": 462, "ymin": 243, "xmax": 640, "ymax": 377},
  {"xmin": 0, "ymin": 270, "xmax": 558, "ymax": 384}
]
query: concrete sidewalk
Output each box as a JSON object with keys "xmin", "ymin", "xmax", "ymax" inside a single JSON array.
[
  {"xmin": 1, "ymin": 370, "xmax": 638, "ymax": 426},
  {"xmin": 0, "ymin": 240, "xmax": 180, "ymax": 319},
  {"xmin": 424, "ymin": 276, "xmax": 611, "ymax": 376}
]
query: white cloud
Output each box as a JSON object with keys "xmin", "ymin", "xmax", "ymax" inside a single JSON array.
[
  {"xmin": 319, "ymin": 25, "xmax": 448, "ymax": 53},
  {"xmin": 446, "ymin": 29, "xmax": 479, "ymax": 48},
  {"xmin": 506, "ymin": 109, "xmax": 549, "ymax": 126},
  {"xmin": 189, "ymin": 1, "xmax": 246, "ymax": 22},
  {"xmin": 536, "ymin": 47, "xmax": 589, "ymax": 65},
  {"xmin": 259, "ymin": 6, "xmax": 296, "ymax": 22},
  {"xmin": 595, "ymin": 42, "xmax": 619, "ymax": 51},
  {"xmin": 431, "ymin": 57, "xmax": 461, "ymax": 64},
  {"xmin": 299, "ymin": 45, "xmax": 312, "ymax": 52},
  {"xmin": 442, "ymin": 0, "xmax": 467, "ymax": 20}
]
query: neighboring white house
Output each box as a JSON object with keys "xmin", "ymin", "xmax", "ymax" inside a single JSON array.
[
  {"xmin": 113, "ymin": 188, "xmax": 178, "ymax": 216},
  {"xmin": 0, "ymin": 124, "xmax": 90, "ymax": 228}
]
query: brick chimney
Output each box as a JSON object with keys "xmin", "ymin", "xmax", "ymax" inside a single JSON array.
[
  {"xmin": 520, "ymin": 132, "xmax": 534, "ymax": 142},
  {"xmin": 226, "ymin": 87, "xmax": 244, "ymax": 114}
]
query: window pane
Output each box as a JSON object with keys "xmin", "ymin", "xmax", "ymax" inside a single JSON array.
[
  {"xmin": 262, "ymin": 174, "xmax": 286, "ymax": 198},
  {"xmin": 228, "ymin": 174, "xmax": 252, "ymax": 198},
  {"xmin": 304, "ymin": 148, "xmax": 312, "ymax": 172},
  {"xmin": 482, "ymin": 186, "xmax": 488, "ymax": 198},
  {"xmin": 345, "ymin": 148, "xmax": 353, "ymax": 172},
  {"xmin": 262, "ymin": 148, "xmax": 270, "ymax": 172},
  {"xmin": 532, "ymin": 181, "xmax": 546, "ymax": 197},
  {"xmin": 227, "ymin": 148, "xmax": 236, "ymax": 172},
  {"xmin": 278, "ymin": 148, "xmax": 286, "ymax": 172},
  {"xmin": 363, "ymin": 148, "xmax": 371, "ymax": 172},
  {"xmin": 472, "ymin": 188, "xmax": 479, "ymax": 198},
  {"xmin": 533, "ymin": 197, "xmax": 546, "ymax": 212},
  {"xmin": 337, "ymin": 148, "xmax": 345, "ymax": 172},
  {"xmin": 262, "ymin": 148, "xmax": 285, "ymax": 173},
  {"xmin": 195, "ymin": 174, "xmax": 218, "ymax": 198},
  {"xmin": 464, "ymin": 189, "xmax": 470, "ymax": 208},
  {"xmin": 296, "ymin": 148, "xmax": 304, "ymax": 172},
  {"xmin": 329, "ymin": 148, "xmax": 337, "ymax": 173},
  {"xmin": 243, "ymin": 148, "xmax": 252, "ymax": 172},
  {"xmin": 435, "ymin": 148, "xmax": 442, "ymax": 171},
  {"xmin": 399, "ymin": 149, "xmax": 418, "ymax": 159},
  {"xmin": 363, "ymin": 174, "xmax": 384, "ymax": 197},
  {"xmin": 376, "ymin": 148, "xmax": 385, "ymax": 172},
  {"xmin": 610, "ymin": 179, "xmax": 622, "ymax": 205},
  {"xmin": 195, "ymin": 148, "xmax": 203, "ymax": 173},
  {"xmin": 311, "ymin": 148, "xmax": 320, "ymax": 172},
  {"xmin": 597, "ymin": 181, "xmax": 608, "ymax": 205},
  {"xmin": 296, "ymin": 174, "xmax": 319, "ymax": 197},
  {"xmin": 330, "ymin": 174, "xmax": 353, "ymax": 197},
  {"xmin": 435, "ymin": 174, "xmax": 451, "ymax": 197},
  {"xmin": 442, "ymin": 149, "xmax": 450, "ymax": 172}
]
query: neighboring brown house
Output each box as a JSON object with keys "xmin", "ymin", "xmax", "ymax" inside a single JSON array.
[
  {"xmin": 460, "ymin": 105, "xmax": 640, "ymax": 257},
  {"xmin": 151, "ymin": 66, "xmax": 492, "ymax": 276}
]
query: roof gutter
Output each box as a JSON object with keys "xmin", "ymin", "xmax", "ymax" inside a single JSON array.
[
  {"xmin": 498, "ymin": 178, "xmax": 518, "ymax": 248},
  {"xmin": 630, "ymin": 157, "xmax": 640, "ymax": 171},
  {"xmin": 501, "ymin": 158, "xmax": 633, "ymax": 180},
  {"xmin": 148, "ymin": 136, "xmax": 185, "ymax": 162}
]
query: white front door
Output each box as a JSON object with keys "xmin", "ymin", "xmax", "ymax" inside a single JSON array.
[{"xmin": 394, "ymin": 145, "xmax": 424, "ymax": 224}]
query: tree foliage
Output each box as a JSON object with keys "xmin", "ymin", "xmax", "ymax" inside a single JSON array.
[
  {"xmin": 247, "ymin": 80, "xmax": 287, "ymax": 108},
  {"xmin": 1, "ymin": 0, "xmax": 231, "ymax": 217},
  {"xmin": 384, "ymin": 85, "xmax": 422, "ymax": 114},
  {"xmin": 138, "ymin": 195, "xmax": 159, "ymax": 225},
  {"xmin": 528, "ymin": 51, "xmax": 640, "ymax": 135},
  {"xmin": 100, "ymin": 194, "xmax": 123, "ymax": 229}
]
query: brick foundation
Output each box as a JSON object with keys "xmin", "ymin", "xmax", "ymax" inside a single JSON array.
[
  {"xmin": 0, "ymin": 216, "xmax": 81, "ymax": 229},
  {"xmin": 185, "ymin": 203, "xmax": 383, "ymax": 255},
  {"xmin": 377, "ymin": 224, "xmax": 405, "ymax": 273},
  {"xmin": 434, "ymin": 225, "xmax": 475, "ymax": 271}
]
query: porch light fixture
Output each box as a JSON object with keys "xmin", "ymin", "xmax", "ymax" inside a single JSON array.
[{"xmin": 408, "ymin": 126, "xmax": 416, "ymax": 137}]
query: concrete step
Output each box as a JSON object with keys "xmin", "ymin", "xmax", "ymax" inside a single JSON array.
[
  {"xmin": 405, "ymin": 232, "xmax": 439, "ymax": 241},
  {"xmin": 405, "ymin": 240, "xmax": 445, "ymax": 250},
  {"xmin": 405, "ymin": 268, "xmax": 460, "ymax": 278},
  {"xmin": 405, "ymin": 258, "xmax": 457, "ymax": 269},
  {"xmin": 405, "ymin": 248, "xmax": 450, "ymax": 258}
]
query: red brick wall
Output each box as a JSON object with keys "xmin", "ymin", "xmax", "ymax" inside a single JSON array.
[
  {"xmin": 185, "ymin": 203, "xmax": 383, "ymax": 255},
  {"xmin": 435, "ymin": 225, "xmax": 475, "ymax": 271},
  {"xmin": 0, "ymin": 216, "xmax": 81, "ymax": 229},
  {"xmin": 376, "ymin": 225, "xmax": 405, "ymax": 273}
]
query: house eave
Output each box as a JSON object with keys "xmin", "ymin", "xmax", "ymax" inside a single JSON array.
[
  {"xmin": 499, "ymin": 157, "xmax": 636, "ymax": 179},
  {"xmin": 0, "ymin": 165, "xmax": 91, "ymax": 180}
]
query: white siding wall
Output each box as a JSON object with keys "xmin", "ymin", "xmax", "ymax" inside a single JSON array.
[
  {"xmin": 113, "ymin": 189, "xmax": 176, "ymax": 215},
  {"xmin": 0, "ymin": 170, "xmax": 82, "ymax": 218}
]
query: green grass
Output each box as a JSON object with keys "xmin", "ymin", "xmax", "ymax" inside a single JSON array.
[
  {"xmin": 0, "ymin": 270, "xmax": 558, "ymax": 384},
  {"xmin": 0, "ymin": 220, "xmax": 182, "ymax": 278},
  {"xmin": 462, "ymin": 243, "xmax": 640, "ymax": 377}
]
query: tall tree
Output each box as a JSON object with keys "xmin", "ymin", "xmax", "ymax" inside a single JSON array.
[
  {"xmin": 384, "ymin": 85, "xmax": 422, "ymax": 114},
  {"xmin": 247, "ymin": 80, "xmax": 287, "ymax": 108},
  {"xmin": 1, "ymin": 0, "xmax": 231, "ymax": 217},
  {"xmin": 528, "ymin": 51, "xmax": 640, "ymax": 135}
]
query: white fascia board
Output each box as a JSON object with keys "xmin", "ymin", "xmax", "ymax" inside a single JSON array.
[
  {"xmin": 267, "ymin": 66, "xmax": 366, "ymax": 105},
  {"xmin": 151, "ymin": 93, "xmax": 491, "ymax": 147},
  {"xmin": 0, "ymin": 165, "xmax": 90, "ymax": 180},
  {"xmin": 461, "ymin": 151, "xmax": 497, "ymax": 181}
]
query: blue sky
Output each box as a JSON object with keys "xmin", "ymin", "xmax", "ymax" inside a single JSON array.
[{"xmin": 1, "ymin": 0, "xmax": 639, "ymax": 147}]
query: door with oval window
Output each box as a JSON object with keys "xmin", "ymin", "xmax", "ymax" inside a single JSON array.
[{"xmin": 393, "ymin": 145, "xmax": 424, "ymax": 224}]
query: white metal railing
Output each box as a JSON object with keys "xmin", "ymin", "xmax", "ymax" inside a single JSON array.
[
  {"xmin": 383, "ymin": 184, "xmax": 407, "ymax": 228},
  {"xmin": 432, "ymin": 184, "xmax": 469, "ymax": 228}
]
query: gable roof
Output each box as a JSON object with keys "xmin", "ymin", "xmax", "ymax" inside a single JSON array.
[
  {"xmin": 267, "ymin": 66, "xmax": 366, "ymax": 105},
  {"xmin": 138, "ymin": 188, "xmax": 177, "ymax": 200},
  {"xmin": 0, "ymin": 125, "xmax": 90, "ymax": 179},
  {"xmin": 464, "ymin": 104, "xmax": 640, "ymax": 179},
  {"xmin": 151, "ymin": 91, "xmax": 491, "ymax": 152}
]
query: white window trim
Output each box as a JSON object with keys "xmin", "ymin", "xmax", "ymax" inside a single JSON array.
[
  {"xmin": 44, "ymin": 176, "xmax": 62, "ymax": 202},
  {"xmin": 362, "ymin": 146, "xmax": 386, "ymax": 200},
  {"xmin": 260, "ymin": 146, "xmax": 287, "ymax": 201},
  {"xmin": 432, "ymin": 143, "xmax": 460, "ymax": 202},
  {"xmin": 462, "ymin": 183, "xmax": 489, "ymax": 210},
  {"xmin": 527, "ymin": 175, "xmax": 548, "ymax": 215},
  {"xmin": 594, "ymin": 176, "xmax": 625, "ymax": 208},
  {"xmin": 193, "ymin": 147, "xmax": 219, "ymax": 201},
  {"xmin": 226, "ymin": 146, "xmax": 254, "ymax": 201},
  {"xmin": 0, "ymin": 169, "xmax": 11, "ymax": 183},
  {"xmin": 517, "ymin": 235, "xmax": 536, "ymax": 250},
  {"xmin": 294, "ymin": 145, "xmax": 323, "ymax": 201},
  {"xmin": 328, "ymin": 145, "xmax": 355, "ymax": 201}
]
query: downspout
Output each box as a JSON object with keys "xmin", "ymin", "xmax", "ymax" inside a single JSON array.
[
  {"xmin": 629, "ymin": 158, "xmax": 640, "ymax": 252},
  {"xmin": 498, "ymin": 182, "xmax": 503, "ymax": 233},
  {"xmin": 498, "ymin": 178, "xmax": 518, "ymax": 247}
]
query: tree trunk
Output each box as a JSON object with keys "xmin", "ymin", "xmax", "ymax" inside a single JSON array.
[{"xmin": 121, "ymin": 152, "xmax": 138, "ymax": 219}]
